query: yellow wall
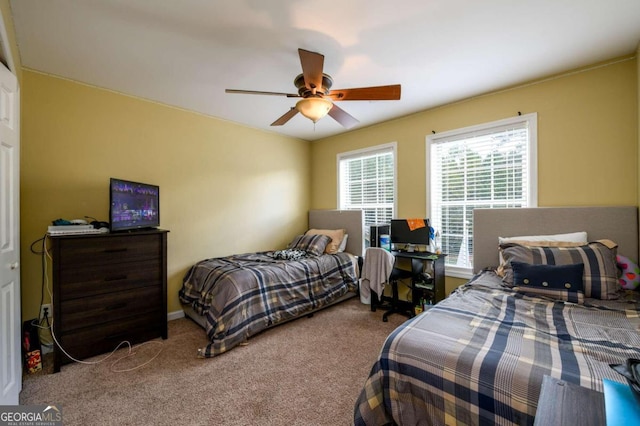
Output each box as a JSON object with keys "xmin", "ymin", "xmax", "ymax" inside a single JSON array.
[
  {"xmin": 311, "ymin": 56, "xmax": 638, "ymax": 294},
  {"xmin": 20, "ymin": 70, "xmax": 310, "ymax": 320}
]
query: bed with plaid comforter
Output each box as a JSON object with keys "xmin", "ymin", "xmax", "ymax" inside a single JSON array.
[
  {"xmin": 179, "ymin": 251, "xmax": 358, "ymax": 357},
  {"xmin": 354, "ymin": 270, "xmax": 640, "ymax": 425}
]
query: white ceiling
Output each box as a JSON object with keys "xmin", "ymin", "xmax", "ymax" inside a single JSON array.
[{"xmin": 9, "ymin": 0, "xmax": 640, "ymax": 141}]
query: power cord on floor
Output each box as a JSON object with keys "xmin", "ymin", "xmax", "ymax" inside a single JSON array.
[
  {"xmin": 48, "ymin": 326, "xmax": 164, "ymax": 372},
  {"xmin": 28, "ymin": 233, "xmax": 164, "ymax": 372}
]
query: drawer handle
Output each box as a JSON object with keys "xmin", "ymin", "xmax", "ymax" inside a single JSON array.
[
  {"xmin": 106, "ymin": 302, "xmax": 127, "ymax": 311},
  {"xmin": 104, "ymin": 248, "xmax": 128, "ymax": 253},
  {"xmin": 104, "ymin": 275, "xmax": 127, "ymax": 282}
]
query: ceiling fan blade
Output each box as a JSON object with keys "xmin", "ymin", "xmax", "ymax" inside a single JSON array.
[
  {"xmin": 226, "ymin": 89, "xmax": 300, "ymax": 97},
  {"xmin": 327, "ymin": 84, "xmax": 401, "ymax": 101},
  {"xmin": 298, "ymin": 48, "xmax": 324, "ymax": 92},
  {"xmin": 271, "ymin": 107, "xmax": 299, "ymax": 126},
  {"xmin": 328, "ymin": 104, "xmax": 359, "ymax": 129}
]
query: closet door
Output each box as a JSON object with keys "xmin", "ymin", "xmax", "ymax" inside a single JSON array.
[{"xmin": 0, "ymin": 61, "xmax": 21, "ymax": 405}]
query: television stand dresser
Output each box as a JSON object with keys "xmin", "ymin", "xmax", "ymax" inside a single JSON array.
[{"xmin": 50, "ymin": 229, "xmax": 168, "ymax": 372}]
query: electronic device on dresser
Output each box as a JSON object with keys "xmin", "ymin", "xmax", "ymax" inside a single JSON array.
[{"xmin": 110, "ymin": 178, "xmax": 160, "ymax": 232}]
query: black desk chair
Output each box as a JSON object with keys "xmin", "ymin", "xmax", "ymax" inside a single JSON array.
[
  {"xmin": 362, "ymin": 247, "xmax": 415, "ymax": 322},
  {"xmin": 380, "ymin": 267, "xmax": 414, "ymax": 322}
]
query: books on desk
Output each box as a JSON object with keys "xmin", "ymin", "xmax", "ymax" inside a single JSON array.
[{"xmin": 603, "ymin": 378, "xmax": 640, "ymax": 426}]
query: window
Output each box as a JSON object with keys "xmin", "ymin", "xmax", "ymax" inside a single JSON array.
[
  {"xmin": 427, "ymin": 113, "xmax": 537, "ymax": 278},
  {"xmin": 338, "ymin": 143, "xmax": 396, "ymax": 245}
]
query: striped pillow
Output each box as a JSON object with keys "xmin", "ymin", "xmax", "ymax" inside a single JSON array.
[
  {"xmin": 305, "ymin": 228, "xmax": 346, "ymax": 254},
  {"xmin": 500, "ymin": 241, "xmax": 619, "ymax": 300},
  {"xmin": 287, "ymin": 234, "xmax": 332, "ymax": 256},
  {"xmin": 511, "ymin": 261, "xmax": 585, "ymax": 304}
]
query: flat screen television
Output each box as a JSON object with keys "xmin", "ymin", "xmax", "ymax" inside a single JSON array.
[
  {"xmin": 109, "ymin": 178, "xmax": 159, "ymax": 232},
  {"xmin": 390, "ymin": 219, "xmax": 430, "ymax": 248}
]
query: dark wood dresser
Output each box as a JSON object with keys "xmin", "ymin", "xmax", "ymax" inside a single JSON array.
[{"xmin": 50, "ymin": 229, "xmax": 168, "ymax": 372}]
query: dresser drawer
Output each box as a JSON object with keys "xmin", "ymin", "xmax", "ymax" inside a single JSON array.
[
  {"xmin": 58, "ymin": 312, "xmax": 163, "ymax": 364},
  {"xmin": 59, "ymin": 258, "xmax": 161, "ymax": 300},
  {"xmin": 56, "ymin": 234, "xmax": 161, "ymax": 267},
  {"xmin": 59, "ymin": 285, "xmax": 161, "ymax": 331}
]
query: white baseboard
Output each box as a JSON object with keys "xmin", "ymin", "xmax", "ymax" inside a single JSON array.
[{"xmin": 167, "ymin": 310, "xmax": 185, "ymax": 321}]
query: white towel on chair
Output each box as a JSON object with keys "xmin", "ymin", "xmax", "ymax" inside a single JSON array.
[{"xmin": 360, "ymin": 247, "xmax": 395, "ymax": 304}]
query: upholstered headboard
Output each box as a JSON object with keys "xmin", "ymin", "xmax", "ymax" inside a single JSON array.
[
  {"xmin": 308, "ymin": 209, "xmax": 364, "ymax": 257},
  {"xmin": 473, "ymin": 206, "xmax": 639, "ymax": 273}
]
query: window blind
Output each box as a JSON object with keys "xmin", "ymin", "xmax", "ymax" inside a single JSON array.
[
  {"xmin": 429, "ymin": 114, "xmax": 537, "ymax": 276},
  {"xmin": 338, "ymin": 145, "xmax": 395, "ymax": 228}
]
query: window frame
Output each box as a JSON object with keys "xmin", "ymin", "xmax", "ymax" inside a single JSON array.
[
  {"xmin": 426, "ymin": 113, "xmax": 538, "ymax": 279},
  {"xmin": 337, "ymin": 142, "xmax": 398, "ymax": 239}
]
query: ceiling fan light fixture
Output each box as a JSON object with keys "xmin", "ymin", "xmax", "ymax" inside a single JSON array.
[{"xmin": 296, "ymin": 97, "xmax": 333, "ymax": 123}]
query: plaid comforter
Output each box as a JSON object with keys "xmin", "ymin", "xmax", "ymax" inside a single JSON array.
[
  {"xmin": 179, "ymin": 251, "xmax": 358, "ymax": 357},
  {"xmin": 354, "ymin": 271, "xmax": 640, "ymax": 425}
]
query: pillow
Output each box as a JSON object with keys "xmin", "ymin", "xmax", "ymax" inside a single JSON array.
[
  {"xmin": 305, "ymin": 228, "xmax": 346, "ymax": 254},
  {"xmin": 498, "ymin": 231, "xmax": 588, "ymax": 245},
  {"xmin": 500, "ymin": 240, "xmax": 619, "ymax": 300},
  {"xmin": 337, "ymin": 234, "xmax": 349, "ymax": 252},
  {"xmin": 617, "ymin": 254, "xmax": 640, "ymax": 290},
  {"xmin": 496, "ymin": 232, "xmax": 588, "ymax": 277},
  {"xmin": 287, "ymin": 234, "xmax": 331, "ymax": 256},
  {"xmin": 511, "ymin": 261, "xmax": 585, "ymax": 304},
  {"xmin": 497, "ymin": 241, "xmax": 588, "ymax": 277}
]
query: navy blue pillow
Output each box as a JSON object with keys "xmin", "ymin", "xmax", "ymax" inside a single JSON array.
[{"xmin": 511, "ymin": 261, "xmax": 585, "ymax": 304}]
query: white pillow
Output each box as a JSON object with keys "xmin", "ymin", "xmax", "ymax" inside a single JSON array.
[
  {"xmin": 337, "ymin": 234, "xmax": 348, "ymax": 252},
  {"xmin": 498, "ymin": 231, "xmax": 587, "ymax": 245}
]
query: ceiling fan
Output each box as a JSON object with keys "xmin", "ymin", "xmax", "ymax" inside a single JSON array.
[{"xmin": 225, "ymin": 48, "xmax": 401, "ymax": 129}]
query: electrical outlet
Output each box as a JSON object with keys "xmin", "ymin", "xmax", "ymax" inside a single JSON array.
[{"xmin": 40, "ymin": 303, "xmax": 52, "ymax": 320}]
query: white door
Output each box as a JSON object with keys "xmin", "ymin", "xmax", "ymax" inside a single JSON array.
[{"xmin": 0, "ymin": 62, "xmax": 20, "ymax": 405}]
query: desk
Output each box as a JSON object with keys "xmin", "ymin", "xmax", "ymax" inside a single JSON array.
[
  {"xmin": 391, "ymin": 251, "xmax": 446, "ymax": 306},
  {"xmin": 370, "ymin": 250, "xmax": 446, "ymax": 321}
]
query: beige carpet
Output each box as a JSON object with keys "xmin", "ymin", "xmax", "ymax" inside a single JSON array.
[{"xmin": 20, "ymin": 297, "xmax": 406, "ymax": 425}]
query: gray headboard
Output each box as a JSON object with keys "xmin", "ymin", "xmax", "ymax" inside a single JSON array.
[
  {"xmin": 473, "ymin": 206, "xmax": 639, "ymax": 273},
  {"xmin": 308, "ymin": 209, "xmax": 364, "ymax": 257}
]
